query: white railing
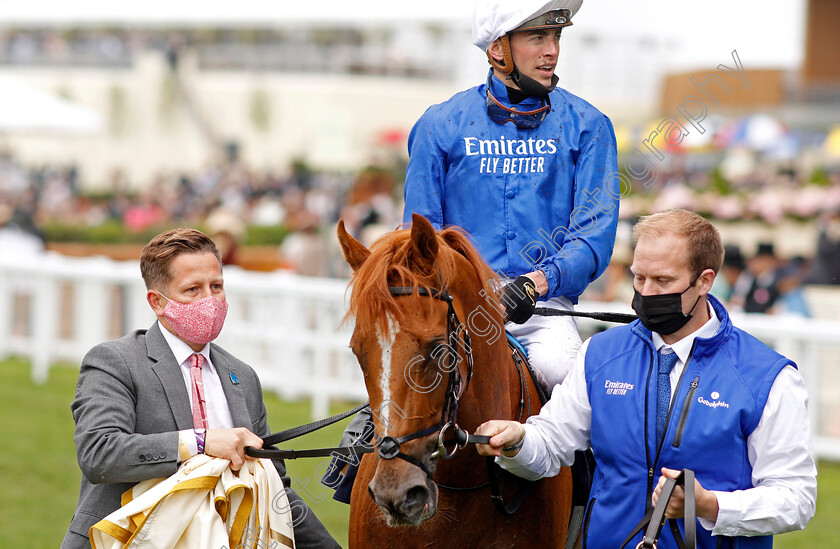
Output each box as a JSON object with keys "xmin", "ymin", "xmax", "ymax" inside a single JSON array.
[
  {"xmin": 2, "ymin": 252, "xmax": 840, "ymax": 460},
  {"xmin": 0, "ymin": 251, "xmax": 365, "ymax": 420}
]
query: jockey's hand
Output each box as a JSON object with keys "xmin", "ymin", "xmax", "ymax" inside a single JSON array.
[
  {"xmin": 501, "ymin": 276, "xmax": 539, "ymax": 324},
  {"xmin": 205, "ymin": 428, "xmax": 263, "ymax": 471},
  {"xmin": 475, "ymin": 420, "xmax": 526, "ymax": 458},
  {"xmin": 652, "ymin": 467, "xmax": 720, "ymax": 522}
]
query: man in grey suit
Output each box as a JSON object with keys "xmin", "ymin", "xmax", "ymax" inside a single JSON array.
[{"xmin": 62, "ymin": 228, "xmax": 339, "ymax": 548}]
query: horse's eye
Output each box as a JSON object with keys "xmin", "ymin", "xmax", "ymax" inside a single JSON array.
[
  {"xmin": 349, "ymin": 344, "xmax": 369, "ymax": 368},
  {"xmin": 428, "ymin": 339, "xmax": 452, "ymax": 367},
  {"xmin": 427, "ymin": 339, "xmax": 445, "ymax": 354}
]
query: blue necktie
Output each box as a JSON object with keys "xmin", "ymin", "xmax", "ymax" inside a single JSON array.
[{"xmin": 656, "ymin": 349, "xmax": 678, "ymax": 445}]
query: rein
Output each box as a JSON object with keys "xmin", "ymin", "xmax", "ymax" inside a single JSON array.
[
  {"xmin": 245, "ymin": 402, "xmax": 373, "ymax": 460},
  {"xmin": 247, "ymin": 287, "xmax": 632, "ymax": 516}
]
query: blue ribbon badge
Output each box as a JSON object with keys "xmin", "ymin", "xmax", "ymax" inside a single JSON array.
[{"xmin": 229, "ymin": 371, "xmax": 239, "ymax": 385}]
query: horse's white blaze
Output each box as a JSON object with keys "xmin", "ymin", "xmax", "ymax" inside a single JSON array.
[{"xmin": 376, "ymin": 313, "xmax": 399, "ymax": 436}]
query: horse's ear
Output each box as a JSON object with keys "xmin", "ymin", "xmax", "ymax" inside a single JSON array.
[
  {"xmin": 410, "ymin": 213, "xmax": 439, "ymax": 265},
  {"xmin": 337, "ymin": 219, "xmax": 370, "ymax": 271}
]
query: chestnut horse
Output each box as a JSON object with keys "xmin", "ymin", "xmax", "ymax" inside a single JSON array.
[{"xmin": 337, "ymin": 213, "xmax": 573, "ymax": 548}]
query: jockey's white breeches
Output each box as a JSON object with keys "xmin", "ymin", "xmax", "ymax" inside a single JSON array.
[{"xmin": 506, "ymin": 296, "xmax": 581, "ymax": 393}]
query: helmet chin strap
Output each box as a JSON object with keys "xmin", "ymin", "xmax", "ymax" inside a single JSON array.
[
  {"xmin": 487, "ymin": 35, "xmax": 559, "ymax": 99},
  {"xmin": 509, "ymin": 69, "xmax": 558, "ymax": 98}
]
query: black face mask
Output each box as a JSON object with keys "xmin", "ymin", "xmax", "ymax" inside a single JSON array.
[{"xmin": 631, "ymin": 278, "xmax": 702, "ymax": 335}]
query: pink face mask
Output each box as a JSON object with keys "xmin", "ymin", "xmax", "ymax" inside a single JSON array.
[{"xmin": 158, "ymin": 293, "xmax": 229, "ymax": 345}]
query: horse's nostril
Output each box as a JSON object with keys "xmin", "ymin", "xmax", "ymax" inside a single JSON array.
[
  {"xmin": 402, "ymin": 485, "xmax": 429, "ymax": 515},
  {"xmin": 367, "ymin": 484, "xmax": 377, "ymax": 504}
]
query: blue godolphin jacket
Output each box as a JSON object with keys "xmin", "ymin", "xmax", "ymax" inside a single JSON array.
[{"xmin": 582, "ymin": 295, "xmax": 790, "ymax": 548}]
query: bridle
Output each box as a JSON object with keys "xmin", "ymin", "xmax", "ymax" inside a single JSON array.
[
  {"xmin": 373, "ymin": 285, "xmax": 484, "ymax": 479},
  {"xmin": 247, "ymin": 281, "xmax": 537, "ymax": 514}
]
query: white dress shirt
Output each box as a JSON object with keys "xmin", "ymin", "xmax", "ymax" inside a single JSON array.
[
  {"xmin": 499, "ymin": 301, "xmax": 817, "ymax": 536},
  {"xmin": 158, "ymin": 322, "xmax": 234, "ymax": 454}
]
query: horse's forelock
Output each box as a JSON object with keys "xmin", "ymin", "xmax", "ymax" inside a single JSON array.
[
  {"xmin": 346, "ymin": 230, "xmax": 424, "ymax": 338},
  {"xmin": 345, "ymin": 225, "xmax": 498, "ymax": 338}
]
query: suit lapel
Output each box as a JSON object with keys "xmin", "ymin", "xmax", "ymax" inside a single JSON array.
[
  {"xmin": 147, "ymin": 322, "xmax": 194, "ymax": 430},
  {"xmin": 211, "ymin": 351, "xmax": 251, "ymax": 428}
]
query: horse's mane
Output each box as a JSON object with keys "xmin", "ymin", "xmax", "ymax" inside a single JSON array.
[{"xmin": 347, "ymin": 225, "xmax": 501, "ymax": 337}]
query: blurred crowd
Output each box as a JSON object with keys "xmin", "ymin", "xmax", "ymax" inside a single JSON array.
[
  {"xmin": 580, "ymin": 117, "xmax": 840, "ymax": 318},
  {"xmin": 0, "ymin": 152, "xmax": 401, "ymax": 276},
  {"xmin": 581, "ymin": 214, "xmax": 840, "ymax": 319},
  {"xmin": 3, "ymin": 146, "xmax": 840, "ymax": 316},
  {"xmin": 625, "ymin": 165, "xmax": 840, "ymax": 225}
]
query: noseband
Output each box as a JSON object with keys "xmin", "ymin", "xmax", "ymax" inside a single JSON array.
[{"xmin": 374, "ymin": 286, "xmax": 477, "ymax": 478}]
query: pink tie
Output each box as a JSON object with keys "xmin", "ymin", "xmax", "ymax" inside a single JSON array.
[{"xmin": 189, "ymin": 353, "xmax": 208, "ymax": 429}]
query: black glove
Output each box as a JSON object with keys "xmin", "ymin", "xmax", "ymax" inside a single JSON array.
[{"xmin": 501, "ymin": 275, "xmax": 538, "ymax": 324}]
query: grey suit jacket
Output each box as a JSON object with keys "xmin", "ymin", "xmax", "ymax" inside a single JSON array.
[{"xmin": 61, "ymin": 322, "xmax": 338, "ymax": 549}]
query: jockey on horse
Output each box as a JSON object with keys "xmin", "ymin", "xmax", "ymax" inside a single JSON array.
[
  {"xmin": 325, "ymin": 0, "xmax": 619, "ymax": 503},
  {"xmin": 404, "ymin": 0, "xmax": 619, "ymax": 392}
]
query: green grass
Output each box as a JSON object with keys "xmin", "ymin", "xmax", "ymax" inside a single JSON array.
[
  {"xmin": 0, "ymin": 357, "xmax": 836, "ymax": 548},
  {"xmin": 262, "ymin": 394, "xmax": 353, "ymax": 548},
  {"xmin": 0, "ymin": 358, "xmax": 352, "ymax": 548}
]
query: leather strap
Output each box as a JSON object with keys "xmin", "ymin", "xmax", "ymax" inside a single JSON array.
[
  {"xmin": 486, "ymin": 457, "xmax": 536, "ymax": 515},
  {"xmin": 246, "ymin": 436, "xmax": 490, "ymax": 470},
  {"xmin": 487, "ymin": 35, "xmax": 514, "ymax": 74},
  {"xmin": 260, "ymin": 402, "xmax": 370, "ymax": 447},
  {"xmin": 565, "ymin": 505, "xmax": 585, "ymax": 549},
  {"xmin": 246, "ymin": 444, "xmax": 374, "ymax": 460},
  {"xmin": 445, "ymin": 429, "xmax": 491, "ymax": 447},
  {"xmin": 565, "ymin": 449, "xmax": 596, "ymax": 549},
  {"xmin": 619, "ymin": 469, "xmax": 696, "ymax": 549}
]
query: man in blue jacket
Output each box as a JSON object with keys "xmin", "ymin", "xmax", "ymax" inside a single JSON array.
[
  {"xmin": 476, "ymin": 209, "xmax": 817, "ymax": 547},
  {"xmin": 403, "ymin": 0, "xmax": 619, "ymax": 391}
]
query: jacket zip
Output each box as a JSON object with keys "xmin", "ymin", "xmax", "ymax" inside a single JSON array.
[
  {"xmin": 643, "ymin": 347, "xmax": 655, "ymax": 507},
  {"xmin": 646, "ymin": 341, "xmax": 697, "ymax": 499},
  {"xmin": 672, "ymin": 376, "xmax": 700, "ymax": 448}
]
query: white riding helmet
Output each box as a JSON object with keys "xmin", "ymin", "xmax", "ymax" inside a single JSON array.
[
  {"xmin": 473, "ymin": 0, "xmax": 583, "ymax": 52},
  {"xmin": 474, "ymin": 0, "xmax": 582, "ymax": 96}
]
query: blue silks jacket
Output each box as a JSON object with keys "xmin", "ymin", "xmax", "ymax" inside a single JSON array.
[
  {"xmin": 403, "ymin": 70, "xmax": 619, "ymax": 302},
  {"xmin": 582, "ymin": 295, "xmax": 789, "ymax": 548}
]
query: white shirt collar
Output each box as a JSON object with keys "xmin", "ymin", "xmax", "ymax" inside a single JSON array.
[
  {"xmin": 651, "ymin": 299, "xmax": 720, "ymax": 364},
  {"xmin": 157, "ymin": 320, "xmax": 211, "ymax": 367}
]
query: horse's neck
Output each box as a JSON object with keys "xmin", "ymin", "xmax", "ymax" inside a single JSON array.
[
  {"xmin": 456, "ymin": 315, "xmax": 524, "ymax": 430},
  {"xmin": 447, "ymin": 272, "xmax": 530, "ymax": 428},
  {"xmin": 435, "ymin": 318, "xmax": 524, "ymax": 486}
]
